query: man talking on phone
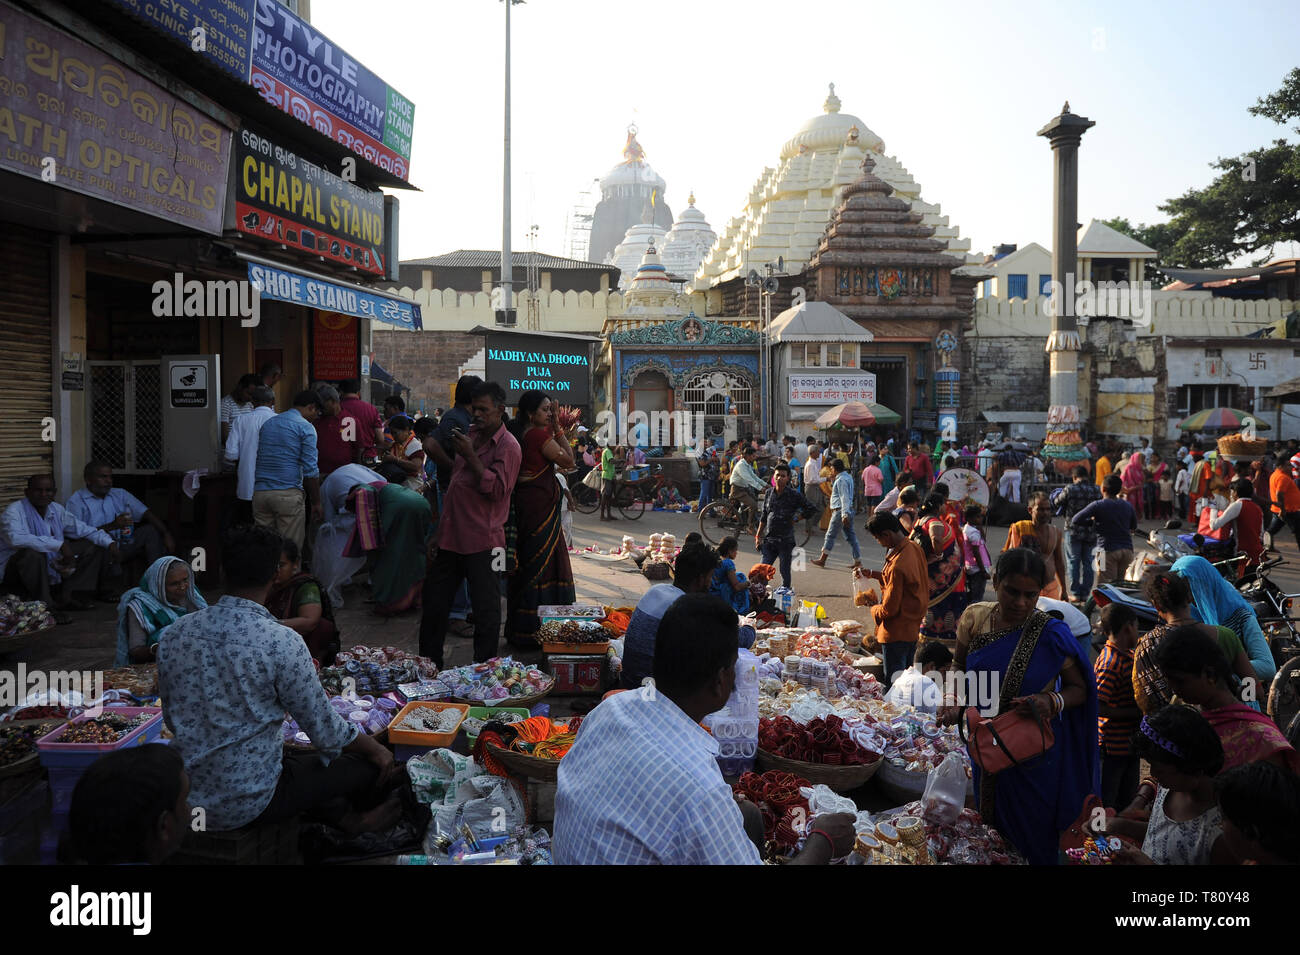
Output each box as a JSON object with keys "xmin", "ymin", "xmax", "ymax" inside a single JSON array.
[{"xmin": 418, "ymin": 382, "xmax": 521, "ymax": 666}]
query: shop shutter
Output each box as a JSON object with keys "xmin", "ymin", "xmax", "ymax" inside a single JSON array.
[{"xmin": 0, "ymin": 228, "xmax": 53, "ymax": 502}]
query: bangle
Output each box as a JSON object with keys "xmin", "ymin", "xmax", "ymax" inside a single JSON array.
[{"xmin": 809, "ymin": 829, "xmax": 837, "ymax": 855}]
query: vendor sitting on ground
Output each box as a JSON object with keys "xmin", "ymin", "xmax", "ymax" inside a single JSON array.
[
  {"xmin": 0, "ymin": 474, "xmax": 116, "ymax": 620},
  {"xmin": 265, "ymin": 538, "xmax": 340, "ymax": 665},
  {"xmin": 114, "ymin": 556, "xmax": 207, "ymax": 665},
  {"xmin": 158, "ymin": 525, "xmax": 400, "ymax": 834},
  {"xmin": 555, "ymin": 593, "xmax": 855, "ymax": 864},
  {"xmin": 619, "ymin": 543, "xmax": 720, "ymax": 690},
  {"xmin": 66, "ymin": 460, "xmax": 174, "ymax": 596}
]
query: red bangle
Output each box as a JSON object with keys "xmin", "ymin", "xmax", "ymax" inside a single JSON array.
[{"xmin": 809, "ymin": 829, "xmax": 837, "ymax": 854}]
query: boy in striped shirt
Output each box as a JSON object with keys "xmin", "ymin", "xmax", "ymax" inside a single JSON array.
[{"xmin": 1095, "ymin": 603, "xmax": 1142, "ymax": 810}]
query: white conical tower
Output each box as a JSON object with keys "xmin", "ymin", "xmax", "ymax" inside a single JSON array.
[
  {"xmin": 660, "ymin": 192, "xmax": 717, "ymax": 282},
  {"xmin": 623, "ymin": 238, "xmax": 682, "ymax": 319}
]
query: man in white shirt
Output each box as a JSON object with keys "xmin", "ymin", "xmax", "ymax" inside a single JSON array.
[
  {"xmin": 66, "ymin": 461, "xmax": 173, "ymax": 596},
  {"xmin": 803, "ymin": 441, "xmax": 825, "ymax": 510},
  {"xmin": 0, "ymin": 475, "xmax": 115, "ymax": 619},
  {"xmin": 224, "ymin": 386, "xmax": 277, "ymax": 526},
  {"xmin": 976, "ymin": 440, "xmax": 996, "ymax": 479},
  {"xmin": 555, "ymin": 593, "xmax": 853, "ymax": 865},
  {"xmin": 1139, "ymin": 438, "xmax": 1154, "ymax": 461},
  {"xmin": 728, "ymin": 447, "xmax": 766, "ymax": 527},
  {"xmin": 764, "ymin": 431, "xmax": 781, "ymax": 459}
]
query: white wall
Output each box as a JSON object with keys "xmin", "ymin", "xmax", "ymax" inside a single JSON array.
[{"xmin": 1165, "ymin": 342, "xmax": 1300, "ymax": 442}]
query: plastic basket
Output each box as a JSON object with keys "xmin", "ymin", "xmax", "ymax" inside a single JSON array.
[
  {"xmin": 36, "ymin": 707, "xmax": 164, "ymax": 770},
  {"xmin": 540, "ymin": 641, "xmax": 610, "ymax": 655},
  {"xmin": 386, "ymin": 701, "xmax": 469, "ymax": 750}
]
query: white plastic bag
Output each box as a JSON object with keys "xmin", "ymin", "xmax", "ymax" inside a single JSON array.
[
  {"xmin": 884, "ymin": 665, "xmax": 939, "ymax": 714},
  {"xmin": 921, "ymin": 753, "xmax": 967, "ymax": 826},
  {"xmin": 796, "ymin": 600, "xmax": 825, "ymax": 629}
]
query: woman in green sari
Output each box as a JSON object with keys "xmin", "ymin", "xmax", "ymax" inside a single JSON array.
[{"xmin": 114, "ymin": 557, "xmax": 207, "ymax": 665}]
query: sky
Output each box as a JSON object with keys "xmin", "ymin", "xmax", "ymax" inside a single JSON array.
[{"xmin": 312, "ymin": 0, "xmax": 1300, "ymax": 266}]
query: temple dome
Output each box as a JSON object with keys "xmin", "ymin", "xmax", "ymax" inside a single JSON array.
[
  {"xmin": 659, "ymin": 193, "xmax": 718, "ymax": 281},
  {"xmin": 780, "ymin": 83, "xmax": 884, "ymax": 160},
  {"xmin": 600, "ymin": 127, "xmax": 667, "ymax": 192},
  {"xmin": 610, "ymin": 221, "xmax": 669, "ymax": 288}
]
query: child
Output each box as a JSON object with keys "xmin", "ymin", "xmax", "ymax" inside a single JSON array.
[
  {"xmin": 1158, "ymin": 470, "xmax": 1174, "ymax": 519},
  {"xmin": 1096, "ymin": 603, "xmax": 1142, "ymax": 810},
  {"xmin": 710, "ymin": 537, "xmax": 750, "ymax": 614},
  {"xmin": 961, "ymin": 504, "xmax": 992, "ymax": 603},
  {"xmin": 1174, "ymin": 461, "xmax": 1191, "ymax": 519}
]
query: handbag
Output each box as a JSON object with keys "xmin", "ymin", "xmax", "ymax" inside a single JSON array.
[
  {"xmin": 960, "ymin": 702, "xmax": 1055, "ymax": 775},
  {"xmin": 581, "ymin": 467, "xmax": 602, "ymax": 490}
]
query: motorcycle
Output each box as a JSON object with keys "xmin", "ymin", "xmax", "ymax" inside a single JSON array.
[
  {"xmin": 1238, "ymin": 557, "xmax": 1300, "ymax": 658},
  {"xmin": 1086, "ymin": 553, "xmax": 1249, "ymax": 645}
]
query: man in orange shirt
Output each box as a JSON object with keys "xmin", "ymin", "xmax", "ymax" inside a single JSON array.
[
  {"xmin": 862, "ymin": 511, "xmax": 929, "ymax": 686},
  {"xmin": 1094, "ymin": 449, "xmax": 1113, "ymax": 489},
  {"xmin": 1267, "ymin": 465, "xmax": 1300, "ymax": 549}
]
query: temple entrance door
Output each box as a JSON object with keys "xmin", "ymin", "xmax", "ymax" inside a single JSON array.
[
  {"xmin": 861, "ymin": 357, "xmax": 908, "ymax": 431},
  {"xmin": 628, "ymin": 370, "xmax": 674, "ymax": 446}
]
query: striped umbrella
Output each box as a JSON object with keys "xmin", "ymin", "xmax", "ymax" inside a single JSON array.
[{"xmin": 1176, "ymin": 407, "xmax": 1271, "ymax": 431}]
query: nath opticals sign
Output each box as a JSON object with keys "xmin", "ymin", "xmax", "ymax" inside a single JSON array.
[
  {"xmin": 0, "ymin": 1, "xmax": 233, "ymax": 234},
  {"xmin": 250, "ymin": 0, "xmax": 414, "ymax": 180},
  {"xmin": 234, "ymin": 126, "xmax": 386, "ymax": 274},
  {"xmin": 485, "ymin": 336, "xmax": 591, "ymax": 405}
]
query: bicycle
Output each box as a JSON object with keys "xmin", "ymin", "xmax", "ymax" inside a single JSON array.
[{"xmin": 698, "ymin": 497, "xmax": 815, "ymax": 549}]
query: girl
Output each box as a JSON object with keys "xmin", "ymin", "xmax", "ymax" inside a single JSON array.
[
  {"xmin": 1158, "ymin": 469, "xmax": 1174, "ymax": 520},
  {"xmin": 265, "ymin": 538, "xmax": 339, "ymax": 665},
  {"xmin": 710, "ymin": 537, "xmax": 751, "ymax": 614},
  {"xmin": 1110, "ymin": 705, "xmax": 1233, "ymax": 865},
  {"xmin": 961, "ymin": 504, "xmax": 993, "ymax": 604}
]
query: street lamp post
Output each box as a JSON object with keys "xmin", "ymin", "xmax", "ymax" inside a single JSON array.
[{"xmin": 500, "ymin": 1, "xmax": 524, "ymax": 325}]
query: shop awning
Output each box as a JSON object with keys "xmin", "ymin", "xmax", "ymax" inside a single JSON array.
[{"xmin": 237, "ymin": 252, "xmax": 422, "ymax": 330}]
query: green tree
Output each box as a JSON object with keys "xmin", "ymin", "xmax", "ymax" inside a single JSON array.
[{"xmin": 1106, "ymin": 69, "xmax": 1300, "ymax": 271}]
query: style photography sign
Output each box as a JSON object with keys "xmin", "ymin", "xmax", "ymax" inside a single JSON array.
[{"xmin": 485, "ymin": 336, "xmax": 591, "ymax": 405}]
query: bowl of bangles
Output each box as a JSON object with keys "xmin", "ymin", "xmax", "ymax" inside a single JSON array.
[
  {"xmin": 537, "ymin": 619, "xmax": 612, "ymax": 655},
  {"xmin": 756, "ymin": 714, "xmax": 883, "ymax": 792},
  {"xmin": 733, "ymin": 769, "xmax": 813, "ymax": 860},
  {"xmin": 474, "ymin": 715, "xmax": 583, "ymax": 781}
]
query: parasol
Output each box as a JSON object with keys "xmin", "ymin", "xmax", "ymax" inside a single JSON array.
[
  {"xmin": 814, "ymin": 401, "xmax": 902, "ymax": 429},
  {"xmin": 1176, "ymin": 408, "xmax": 1271, "ymax": 432}
]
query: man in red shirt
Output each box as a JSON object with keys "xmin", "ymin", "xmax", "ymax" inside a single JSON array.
[
  {"xmin": 418, "ymin": 381, "xmax": 521, "ymax": 666},
  {"xmin": 1267, "ymin": 462, "xmax": 1300, "ymax": 549},
  {"xmin": 311, "ymin": 385, "xmax": 353, "ymax": 477},
  {"xmin": 338, "ymin": 379, "xmax": 385, "ymax": 467},
  {"xmin": 904, "ymin": 442, "xmax": 934, "ymax": 493}
]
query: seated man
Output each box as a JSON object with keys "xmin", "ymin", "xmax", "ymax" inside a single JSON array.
[
  {"xmin": 158, "ymin": 525, "xmax": 399, "ymax": 834},
  {"xmin": 0, "ymin": 474, "xmax": 114, "ymax": 619},
  {"xmin": 66, "ymin": 460, "xmax": 173, "ymax": 596},
  {"xmin": 619, "ymin": 543, "xmax": 719, "ymax": 690},
  {"xmin": 555, "ymin": 593, "xmax": 854, "ymax": 865},
  {"xmin": 64, "ymin": 744, "xmax": 189, "ymax": 865}
]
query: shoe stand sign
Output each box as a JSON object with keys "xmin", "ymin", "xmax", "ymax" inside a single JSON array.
[{"xmin": 163, "ymin": 355, "xmax": 223, "ymax": 473}]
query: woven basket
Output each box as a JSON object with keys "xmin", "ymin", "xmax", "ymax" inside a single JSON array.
[
  {"xmin": 756, "ymin": 748, "xmax": 882, "ymax": 792},
  {"xmin": 453, "ymin": 686, "xmax": 551, "ymax": 709},
  {"xmin": 484, "ymin": 741, "xmax": 561, "ymax": 781},
  {"xmin": 1218, "ymin": 434, "xmax": 1268, "ymax": 457}
]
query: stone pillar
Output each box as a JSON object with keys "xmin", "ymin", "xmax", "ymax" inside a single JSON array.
[{"xmin": 1037, "ymin": 104, "xmax": 1094, "ymax": 474}]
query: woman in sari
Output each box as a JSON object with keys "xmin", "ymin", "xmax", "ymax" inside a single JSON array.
[
  {"xmin": 114, "ymin": 557, "xmax": 207, "ymax": 665},
  {"xmin": 507, "ymin": 391, "xmax": 577, "ymax": 644},
  {"xmin": 1170, "ymin": 555, "xmax": 1275, "ymax": 686},
  {"xmin": 266, "ymin": 538, "xmax": 339, "ymax": 665},
  {"xmin": 1154, "ymin": 625, "xmax": 1300, "ymax": 774},
  {"xmin": 334, "ymin": 468, "xmax": 434, "ymax": 616},
  {"xmin": 315, "ymin": 464, "xmax": 384, "ymax": 608},
  {"xmin": 915, "ymin": 493, "xmax": 967, "ymax": 647},
  {"xmin": 1003, "ymin": 492, "xmax": 1067, "ymax": 599},
  {"xmin": 1120, "ymin": 452, "xmax": 1147, "ymax": 511},
  {"xmin": 1146, "ymin": 453, "xmax": 1167, "ymax": 521},
  {"xmin": 940, "ymin": 548, "xmax": 1099, "ymax": 865}
]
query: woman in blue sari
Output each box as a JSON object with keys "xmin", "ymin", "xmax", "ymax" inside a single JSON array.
[
  {"xmin": 114, "ymin": 556, "xmax": 207, "ymax": 665},
  {"xmin": 1170, "ymin": 555, "xmax": 1275, "ymax": 686},
  {"xmin": 940, "ymin": 548, "xmax": 1099, "ymax": 864}
]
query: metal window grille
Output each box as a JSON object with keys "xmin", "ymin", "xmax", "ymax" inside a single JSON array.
[{"xmin": 88, "ymin": 362, "xmax": 161, "ymax": 473}]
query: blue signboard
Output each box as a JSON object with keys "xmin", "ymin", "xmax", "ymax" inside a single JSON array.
[
  {"xmin": 247, "ymin": 261, "xmax": 421, "ymax": 330},
  {"xmin": 105, "ymin": 0, "xmax": 257, "ymax": 81}
]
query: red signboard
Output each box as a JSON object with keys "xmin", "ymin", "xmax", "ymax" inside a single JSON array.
[{"xmin": 313, "ymin": 312, "xmax": 358, "ymax": 380}]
